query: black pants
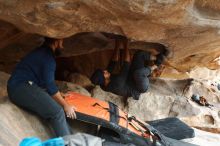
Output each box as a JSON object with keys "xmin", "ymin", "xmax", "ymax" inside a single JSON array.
[
  {"xmin": 130, "ymin": 51, "xmax": 151, "ymax": 92},
  {"xmin": 7, "ymin": 82, "xmax": 71, "ymax": 137}
]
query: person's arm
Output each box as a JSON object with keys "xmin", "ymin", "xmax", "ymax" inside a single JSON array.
[
  {"xmin": 118, "ymin": 38, "xmax": 131, "ymax": 77},
  {"xmin": 107, "ymin": 39, "xmax": 120, "ymax": 73},
  {"xmin": 42, "ymin": 59, "xmax": 59, "ymax": 96},
  {"xmin": 150, "ymin": 65, "xmax": 158, "ymax": 72},
  {"xmin": 150, "ymin": 55, "xmax": 157, "ymax": 61},
  {"xmin": 123, "ymin": 38, "xmax": 131, "ymax": 63},
  {"xmin": 43, "ymin": 58, "xmax": 76, "ymax": 119},
  {"xmin": 111, "ymin": 39, "xmax": 120, "ymax": 62},
  {"xmin": 52, "ymin": 91, "xmax": 76, "ymax": 119}
]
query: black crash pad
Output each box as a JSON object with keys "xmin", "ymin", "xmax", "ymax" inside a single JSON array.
[{"xmin": 148, "ymin": 117, "xmax": 195, "ymax": 140}]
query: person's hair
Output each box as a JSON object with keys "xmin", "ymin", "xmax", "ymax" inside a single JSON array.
[
  {"xmin": 90, "ymin": 69, "xmax": 105, "ymax": 86},
  {"xmin": 43, "ymin": 37, "xmax": 61, "ymax": 46}
]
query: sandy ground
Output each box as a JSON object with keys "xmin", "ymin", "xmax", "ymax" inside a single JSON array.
[{"xmin": 182, "ymin": 128, "xmax": 220, "ymax": 146}]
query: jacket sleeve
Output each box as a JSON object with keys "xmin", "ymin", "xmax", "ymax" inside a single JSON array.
[
  {"xmin": 42, "ymin": 58, "xmax": 59, "ymax": 96},
  {"xmin": 107, "ymin": 61, "xmax": 117, "ymax": 73}
]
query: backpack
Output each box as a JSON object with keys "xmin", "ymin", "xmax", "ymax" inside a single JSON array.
[{"xmin": 64, "ymin": 92, "xmax": 168, "ymax": 146}]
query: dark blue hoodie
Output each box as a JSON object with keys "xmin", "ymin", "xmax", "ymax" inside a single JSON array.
[{"xmin": 8, "ymin": 45, "xmax": 58, "ymax": 95}]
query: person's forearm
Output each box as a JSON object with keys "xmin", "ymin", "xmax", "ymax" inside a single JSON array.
[
  {"xmin": 112, "ymin": 39, "xmax": 120, "ymax": 62},
  {"xmin": 124, "ymin": 48, "xmax": 131, "ymax": 62},
  {"xmin": 52, "ymin": 91, "xmax": 68, "ymax": 107},
  {"xmin": 52, "ymin": 91, "xmax": 77, "ymax": 119},
  {"xmin": 150, "ymin": 55, "xmax": 156, "ymax": 61},
  {"xmin": 123, "ymin": 40, "xmax": 131, "ymax": 62},
  {"xmin": 150, "ymin": 65, "xmax": 158, "ymax": 73}
]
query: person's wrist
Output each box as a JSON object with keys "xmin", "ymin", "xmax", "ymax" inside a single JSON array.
[
  {"xmin": 150, "ymin": 55, "xmax": 156, "ymax": 61},
  {"xmin": 151, "ymin": 65, "xmax": 157, "ymax": 71},
  {"xmin": 63, "ymin": 103, "xmax": 69, "ymax": 108}
]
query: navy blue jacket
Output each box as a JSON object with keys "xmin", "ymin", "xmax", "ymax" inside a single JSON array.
[{"xmin": 8, "ymin": 45, "xmax": 58, "ymax": 95}]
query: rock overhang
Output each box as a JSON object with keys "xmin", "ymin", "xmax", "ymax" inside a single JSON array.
[{"xmin": 0, "ymin": 0, "xmax": 220, "ymax": 74}]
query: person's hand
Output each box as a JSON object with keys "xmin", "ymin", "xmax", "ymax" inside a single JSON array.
[
  {"xmin": 151, "ymin": 65, "xmax": 158, "ymax": 71},
  {"xmin": 151, "ymin": 65, "xmax": 165, "ymax": 77},
  {"xmin": 60, "ymin": 92, "xmax": 72, "ymax": 98},
  {"xmin": 60, "ymin": 92, "xmax": 66, "ymax": 97},
  {"xmin": 64, "ymin": 104, "xmax": 77, "ymax": 119}
]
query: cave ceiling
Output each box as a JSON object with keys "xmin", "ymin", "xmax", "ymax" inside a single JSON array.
[{"xmin": 0, "ymin": 0, "xmax": 220, "ymax": 73}]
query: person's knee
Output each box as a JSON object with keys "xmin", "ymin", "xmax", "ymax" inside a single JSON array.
[
  {"xmin": 45, "ymin": 103, "xmax": 65, "ymax": 120},
  {"xmin": 133, "ymin": 68, "xmax": 149, "ymax": 78},
  {"xmin": 138, "ymin": 79, "xmax": 149, "ymax": 92},
  {"xmin": 134, "ymin": 50, "xmax": 149, "ymax": 57},
  {"xmin": 133, "ymin": 69, "xmax": 150, "ymax": 92},
  {"xmin": 52, "ymin": 107, "xmax": 66, "ymax": 120}
]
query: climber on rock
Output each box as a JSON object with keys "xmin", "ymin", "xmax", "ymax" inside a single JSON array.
[
  {"xmin": 91, "ymin": 37, "xmax": 166, "ymax": 100},
  {"xmin": 7, "ymin": 37, "xmax": 76, "ymax": 137}
]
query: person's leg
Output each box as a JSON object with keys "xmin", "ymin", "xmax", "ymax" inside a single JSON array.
[
  {"xmin": 133, "ymin": 68, "xmax": 150, "ymax": 92},
  {"xmin": 128, "ymin": 51, "xmax": 151, "ymax": 93},
  {"xmin": 130, "ymin": 50, "xmax": 151, "ymax": 72},
  {"xmin": 7, "ymin": 82, "xmax": 71, "ymax": 137}
]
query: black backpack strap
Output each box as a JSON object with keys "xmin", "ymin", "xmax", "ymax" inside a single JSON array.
[
  {"xmin": 93, "ymin": 102, "xmax": 120, "ymax": 125},
  {"xmin": 108, "ymin": 102, "xmax": 120, "ymax": 125},
  {"xmin": 92, "ymin": 102, "xmax": 109, "ymax": 110},
  {"xmin": 128, "ymin": 116, "xmax": 169, "ymax": 146}
]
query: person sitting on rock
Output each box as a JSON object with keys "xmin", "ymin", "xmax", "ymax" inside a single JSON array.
[
  {"xmin": 90, "ymin": 38, "xmax": 166, "ymax": 100},
  {"xmin": 7, "ymin": 37, "xmax": 76, "ymax": 137}
]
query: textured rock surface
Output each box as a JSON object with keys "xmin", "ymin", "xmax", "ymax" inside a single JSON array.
[
  {"xmin": 90, "ymin": 77, "xmax": 220, "ymax": 131},
  {"xmin": 1, "ymin": 1, "xmax": 220, "ymax": 143},
  {"xmin": 1, "ymin": 71, "xmax": 220, "ymax": 145},
  {"xmin": 127, "ymin": 92, "xmax": 176, "ymax": 121},
  {"xmin": 91, "ymin": 86, "xmax": 126, "ymax": 110},
  {"xmin": 0, "ymin": 100, "xmax": 52, "ymax": 146},
  {"xmin": 0, "ymin": 72, "xmax": 92, "ymax": 146},
  {"xmin": 0, "ymin": 72, "xmax": 52, "ymax": 146},
  {"xmin": 182, "ymin": 128, "xmax": 220, "ymax": 146},
  {"xmin": 56, "ymin": 80, "xmax": 91, "ymax": 96},
  {"xmin": 0, "ymin": 0, "xmax": 220, "ymax": 73},
  {"xmin": 0, "ymin": 72, "xmax": 9, "ymax": 99},
  {"xmin": 129, "ymin": 78, "xmax": 220, "ymax": 130},
  {"xmin": 65, "ymin": 73, "xmax": 92, "ymax": 89},
  {"xmin": 57, "ymin": 71, "xmax": 93, "ymax": 90}
]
